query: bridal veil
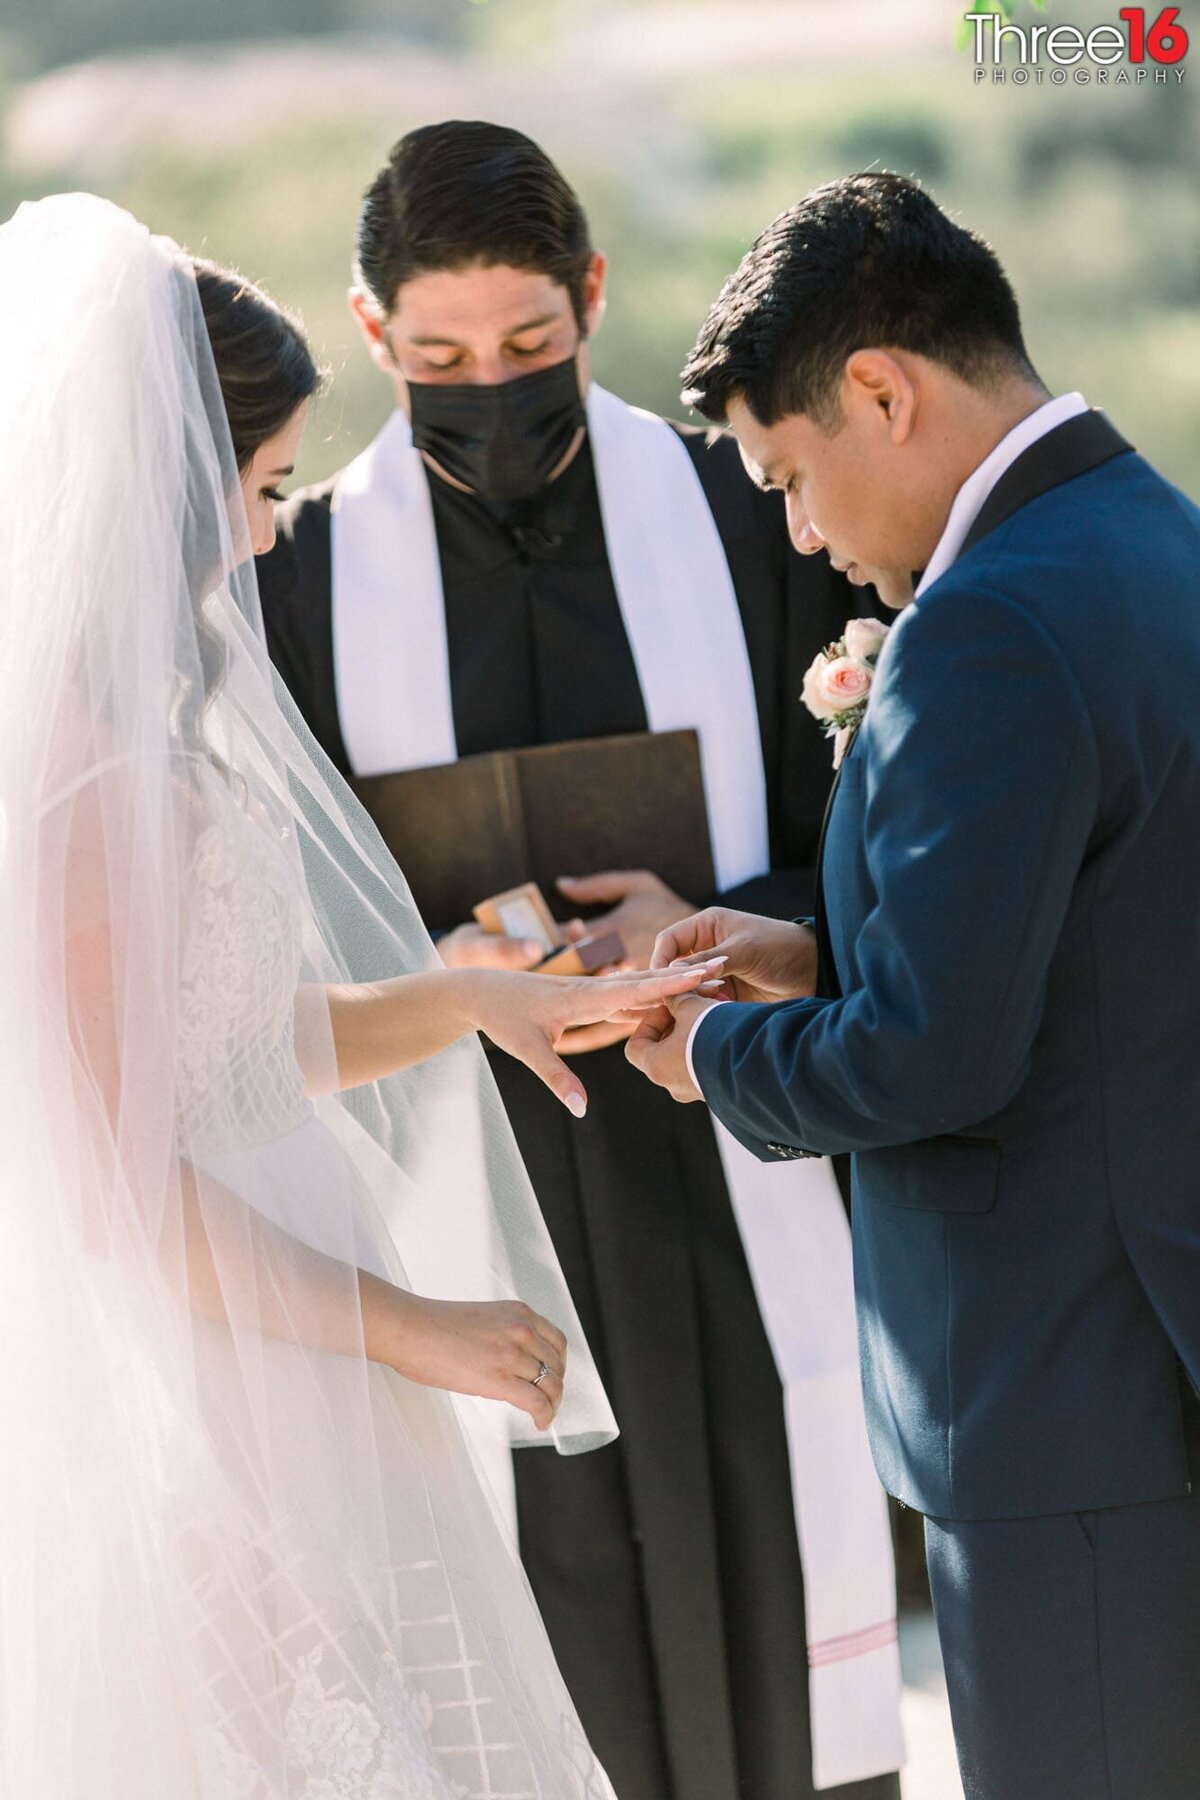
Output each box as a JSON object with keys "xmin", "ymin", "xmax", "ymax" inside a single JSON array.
[{"xmin": 0, "ymin": 193, "xmax": 615, "ymax": 1798}]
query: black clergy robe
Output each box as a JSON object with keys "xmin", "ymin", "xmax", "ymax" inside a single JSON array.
[{"xmin": 257, "ymin": 421, "xmax": 900, "ymax": 1800}]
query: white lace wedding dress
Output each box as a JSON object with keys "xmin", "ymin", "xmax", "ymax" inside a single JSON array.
[{"xmin": 170, "ymin": 764, "xmax": 614, "ymax": 1800}]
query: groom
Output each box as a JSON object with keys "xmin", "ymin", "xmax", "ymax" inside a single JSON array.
[{"xmin": 630, "ymin": 171, "xmax": 1200, "ymax": 1799}]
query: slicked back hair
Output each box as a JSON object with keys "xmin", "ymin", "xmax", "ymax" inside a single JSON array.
[
  {"xmin": 355, "ymin": 121, "xmax": 594, "ymax": 326},
  {"xmin": 681, "ymin": 172, "xmax": 1036, "ymax": 431}
]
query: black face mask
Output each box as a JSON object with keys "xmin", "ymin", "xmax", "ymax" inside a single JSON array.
[{"xmin": 407, "ymin": 356, "xmax": 587, "ymax": 504}]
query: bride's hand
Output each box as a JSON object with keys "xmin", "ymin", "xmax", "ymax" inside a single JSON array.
[
  {"xmin": 384, "ymin": 1290, "xmax": 568, "ymax": 1431},
  {"xmin": 458, "ymin": 962, "xmax": 726, "ymax": 1117}
]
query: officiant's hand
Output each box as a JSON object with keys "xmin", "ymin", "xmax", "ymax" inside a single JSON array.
[
  {"xmin": 438, "ymin": 920, "xmax": 583, "ymax": 972},
  {"xmin": 553, "ymin": 870, "xmax": 695, "ymax": 1054},
  {"xmin": 651, "ymin": 908, "xmax": 819, "ymax": 1004}
]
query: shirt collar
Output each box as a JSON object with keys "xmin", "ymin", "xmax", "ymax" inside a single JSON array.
[{"xmin": 915, "ymin": 392, "xmax": 1088, "ymax": 598}]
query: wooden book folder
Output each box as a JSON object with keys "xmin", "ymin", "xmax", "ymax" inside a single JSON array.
[{"xmin": 354, "ymin": 729, "xmax": 716, "ymax": 935}]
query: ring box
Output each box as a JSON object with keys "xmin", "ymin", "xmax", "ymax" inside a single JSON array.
[
  {"xmin": 474, "ymin": 882, "xmax": 626, "ymax": 976},
  {"xmin": 474, "ymin": 882, "xmax": 561, "ymax": 954},
  {"xmin": 537, "ymin": 931, "xmax": 626, "ymax": 976}
]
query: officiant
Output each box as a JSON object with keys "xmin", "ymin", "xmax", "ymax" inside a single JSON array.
[{"xmin": 257, "ymin": 121, "xmax": 901, "ymax": 1800}]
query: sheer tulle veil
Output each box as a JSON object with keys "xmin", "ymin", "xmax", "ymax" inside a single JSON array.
[{"xmin": 0, "ymin": 193, "xmax": 615, "ymax": 1796}]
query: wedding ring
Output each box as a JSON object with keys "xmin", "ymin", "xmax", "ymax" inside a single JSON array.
[{"xmin": 531, "ymin": 1362, "xmax": 551, "ymax": 1389}]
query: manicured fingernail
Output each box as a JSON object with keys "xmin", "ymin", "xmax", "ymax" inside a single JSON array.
[
  {"xmin": 522, "ymin": 940, "xmax": 543, "ymax": 958},
  {"xmin": 565, "ymin": 1092, "xmax": 587, "ymax": 1119}
]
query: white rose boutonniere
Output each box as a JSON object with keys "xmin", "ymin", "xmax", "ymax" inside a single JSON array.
[{"xmin": 802, "ymin": 616, "xmax": 892, "ymax": 769}]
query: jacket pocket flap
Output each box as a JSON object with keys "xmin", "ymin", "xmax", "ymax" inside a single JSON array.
[{"xmin": 857, "ymin": 1134, "xmax": 1001, "ymax": 1214}]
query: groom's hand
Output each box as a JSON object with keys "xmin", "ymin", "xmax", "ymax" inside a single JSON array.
[
  {"xmin": 625, "ymin": 994, "xmax": 716, "ymax": 1103},
  {"xmin": 651, "ymin": 907, "xmax": 819, "ymax": 1004}
]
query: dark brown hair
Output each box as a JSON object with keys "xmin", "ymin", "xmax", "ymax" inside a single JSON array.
[
  {"xmin": 354, "ymin": 121, "xmax": 594, "ymax": 327},
  {"xmin": 191, "ymin": 258, "xmax": 321, "ymax": 469},
  {"xmin": 682, "ymin": 172, "xmax": 1036, "ymax": 430}
]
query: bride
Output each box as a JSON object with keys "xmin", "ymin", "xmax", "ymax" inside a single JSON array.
[{"xmin": 0, "ymin": 193, "xmax": 718, "ymax": 1798}]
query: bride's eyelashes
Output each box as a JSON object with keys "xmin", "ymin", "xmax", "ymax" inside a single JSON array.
[{"xmin": 261, "ymin": 486, "xmax": 287, "ymax": 503}]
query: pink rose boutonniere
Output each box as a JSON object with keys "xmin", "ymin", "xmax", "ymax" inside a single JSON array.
[{"xmin": 802, "ymin": 615, "xmax": 891, "ymax": 769}]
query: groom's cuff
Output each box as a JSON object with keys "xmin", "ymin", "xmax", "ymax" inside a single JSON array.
[{"xmin": 684, "ymin": 999, "xmax": 727, "ymax": 1098}]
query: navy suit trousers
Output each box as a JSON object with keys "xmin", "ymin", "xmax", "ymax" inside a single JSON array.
[{"xmin": 925, "ymin": 1380, "xmax": 1200, "ymax": 1799}]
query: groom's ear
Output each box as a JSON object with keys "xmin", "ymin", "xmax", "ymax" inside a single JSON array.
[{"xmin": 843, "ymin": 350, "xmax": 916, "ymax": 449}]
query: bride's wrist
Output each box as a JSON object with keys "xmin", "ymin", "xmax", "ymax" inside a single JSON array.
[
  {"xmin": 443, "ymin": 966, "xmax": 507, "ymax": 1038},
  {"xmin": 368, "ymin": 1278, "xmax": 427, "ymax": 1377},
  {"xmin": 358, "ymin": 1270, "xmax": 413, "ymax": 1373},
  {"xmin": 430, "ymin": 966, "xmax": 485, "ymax": 1041}
]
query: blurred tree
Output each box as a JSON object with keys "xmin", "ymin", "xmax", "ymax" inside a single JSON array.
[
  {"xmin": 957, "ymin": 0, "xmax": 1047, "ymax": 49},
  {"xmin": 7, "ymin": 0, "xmax": 338, "ymax": 67},
  {"xmin": 4, "ymin": 0, "xmax": 475, "ymax": 72},
  {"xmin": 833, "ymin": 112, "xmax": 951, "ymax": 184},
  {"xmin": 1016, "ymin": 85, "xmax": 1196, "ymax": 189}
]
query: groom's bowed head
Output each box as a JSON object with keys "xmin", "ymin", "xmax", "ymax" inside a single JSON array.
[
  {"xmin": 629, "ymin": 173, "xmax": 1055, "ymax": 1095},
  {"xmin": 679, "ymin": 171, "xmax": 1048, "ymax": 611}
]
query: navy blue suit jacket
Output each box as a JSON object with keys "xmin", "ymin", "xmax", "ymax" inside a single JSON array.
[{"xmin": 693, "ymin": 420, "xmax": 1200, "ymax": 1520}]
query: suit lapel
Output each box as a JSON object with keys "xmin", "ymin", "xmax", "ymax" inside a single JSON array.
[
  {"xmin": 813, "ymin": 765, "xmax": 843, "ymax": 1002},
  {"xmin": 960, "ymin": 410, "xmax": 1133, "ymax": 558}
]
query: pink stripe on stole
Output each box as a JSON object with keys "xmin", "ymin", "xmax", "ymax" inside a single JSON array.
[{"xmin": 807, "ymin": 1618, "xmax": 899, "ymax": 1668}]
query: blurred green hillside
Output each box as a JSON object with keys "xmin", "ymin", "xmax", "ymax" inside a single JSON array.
[
  {"xmin": 2, "ymin": 1, "xmax": 1197, "ymax": 498},
  {"xmin": 1, "ymin": 0, "xmax": 468, "ymax": 71}
]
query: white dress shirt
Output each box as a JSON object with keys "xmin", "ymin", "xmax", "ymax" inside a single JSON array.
[
  {"xmin": 684, "ymin": 390, "xmax": 1090, "ymax": 1101},
  {"xmin": 914, "ymin": 390, "xmax": 1087, "ymax": 596}
]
